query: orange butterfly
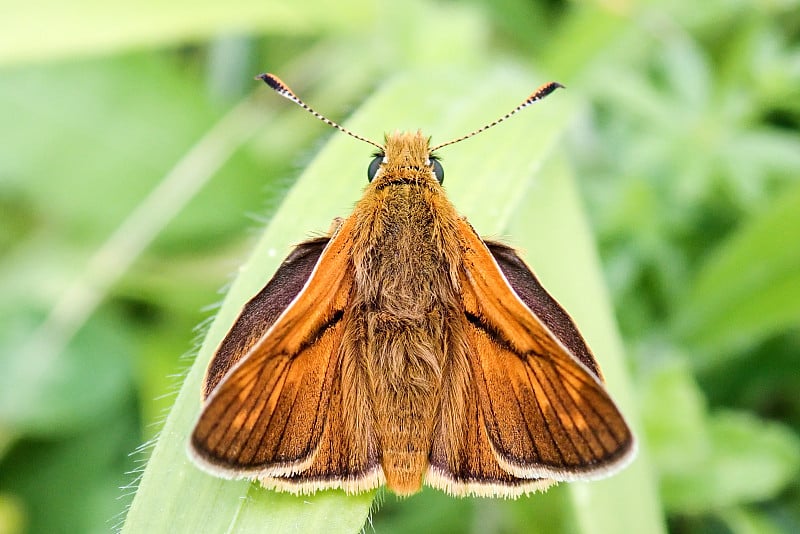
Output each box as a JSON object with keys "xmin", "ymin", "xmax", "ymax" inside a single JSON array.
[{"xmin": 189, "ymin": 74, "xmax": 635, "ymax": 498}]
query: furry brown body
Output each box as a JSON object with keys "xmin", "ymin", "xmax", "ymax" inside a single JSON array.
[{"xmin": 348, "ymin": 133, "xmax": 466, "ymax": 494}]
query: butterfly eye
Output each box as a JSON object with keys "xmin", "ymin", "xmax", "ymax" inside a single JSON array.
[
  {"xmin": 367, "ymin": 155, "xmax": 384, "ymax": 182},
  {"xmin": 431, "ymin": 158, "xmax": 444, "ymax": 184}
]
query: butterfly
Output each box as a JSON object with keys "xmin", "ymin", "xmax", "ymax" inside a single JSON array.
[{"xmin": 189, "ymin": 74, "xmax": 635, "ymax": 498}]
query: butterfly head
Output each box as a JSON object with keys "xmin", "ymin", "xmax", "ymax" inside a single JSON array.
[{"xmin": 367, "ymin": 131, "xmax": 444, "ymax": 185}]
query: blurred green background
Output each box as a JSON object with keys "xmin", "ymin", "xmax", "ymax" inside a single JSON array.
[{"xmin": 1, "ymin": 0, "xmax": 799, "ymax": 533}]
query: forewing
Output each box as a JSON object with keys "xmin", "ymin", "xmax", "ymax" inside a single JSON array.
[
  {"xmin": 457, "ymin": 220, "xmax": 635, "ymax": 481},
  {"xmin": 486, "ymin": 241, "xmax": 601, "ymax": 379},
  {"xmin": 202, "ymin": 237, "xmax": 330, "ymax": 398},
  {"xmin": 258, "ymin": 315, "xmax": 384, "ymax": 494},
  {"xmin": 190, "ymin": 218, "xmax": 380, "ymax": 490}
]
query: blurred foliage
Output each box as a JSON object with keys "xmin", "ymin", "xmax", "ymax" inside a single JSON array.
[{"xmin": 1, "ymin": 0, "xmax": 799, "ymax": 533}]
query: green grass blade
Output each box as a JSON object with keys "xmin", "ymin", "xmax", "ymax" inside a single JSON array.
[{"xmin": 503, "ymin": 152, "xmax": 665, "ymax": 533}]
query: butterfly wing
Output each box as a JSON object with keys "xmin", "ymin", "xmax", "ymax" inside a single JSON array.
[
  {"xmin": 190, "ymin": 218, "xmax": 382, "ymax": 493},
  {"xmin": 428, "ymin": 220, "xmax": 634, "ymax": 495},
  {"xmin": 427, "ymin": 349, "xmax": 556, "ymax": 497},
  {"xmin": 202, "ymin": 236, "xmax": 330, "ymax": 398},
  {"xmin": 486, "ymin": 241, "xmax": 602, "ymax": 379}
]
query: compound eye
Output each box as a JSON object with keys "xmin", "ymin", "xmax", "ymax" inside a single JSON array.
[
  {"xmin": 431, "ymin": 158, "xmax": 444, "ymax": 184},
  {"xmin": 367, "ymin": 155, "xmax": 383, "ymax": 182}
]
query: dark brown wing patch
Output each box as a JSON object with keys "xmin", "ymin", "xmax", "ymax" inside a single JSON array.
[
  {"xmin": 203, "ymin": 237, "xmax": 330, "ymax": 398},
  {"xmin": 486, "ymin": 241, "xmax": 601, "ymax": 379}
]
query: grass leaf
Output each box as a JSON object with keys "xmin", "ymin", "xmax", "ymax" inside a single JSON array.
[{"xmin": 676, "ymin": 180, "xmax": 800, "ymax": 362}]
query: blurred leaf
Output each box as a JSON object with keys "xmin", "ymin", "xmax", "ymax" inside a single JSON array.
[
  {"xmin": 499, "ymin": 485, "xmax": 576, "ymax": 534},
  {"xmin": 708, "ymin": 413, "xmax": 800, "ymax": 506},
  {"xmin": 676, "ymin": 180, "xmax": 800, "ymax": 362},
  {"xmin": 0, "ymin": 494, "xmax": 25, "ymax": 534},
  {"xmin": 643, "ymin": 359, "xmax": 800, "ymax": 514},
  {"xmin": 0, "ymin": 395, "xmax": 140, "ymax": 534},
  {"xmin": 0, "ymin": 54, "xmax": 266, "ymax": 437},
  {"xmin": 719, "ymin": 506, "xmax": 787, "ymax": 534},
  {"xmin": 722, "ymin": 128, "xmax": 800, "ymax": 199},
  {"xmin": 372, "ymin": 487, "xmax": 578, "ymax": 534},
  {"xmin": 540, "ymin": 4, "xmax": 627, "ymax": 82},
  {"xmin": 0, "ymin": 0, "xmax": 372, "ymax": 65},
  {"xmin": 662, "ymin": 411, "xmax": 800, "ymax": 513},
  {"xmin": 641, "ymin": 360, "xmax": 711, "ymax": 478},
  {"xmin": 0, "ymin": 55, "xmax": 263, "ymax": 248},
  {"xmin": 696, "ymin": 333, "xmax": 800, "ymax": 437},
  {"xmin": 373, "ymin": 490, "xmax": 474, "ymax": 534},
  {"xmin": 0, "ymin": 304, "xmax": 134, "ymax": 436},
  {"xmin": 660, "ymin": 29, "xmax": 711, "ymax": 113}
]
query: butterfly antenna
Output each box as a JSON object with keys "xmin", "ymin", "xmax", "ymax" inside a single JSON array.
[
  {"xmin": 430, "ymin": 82, "xmax": 564, "ymax": 152},
  {"xmin": 257, "ymin": 73, "xmax": 385, "ymax": 152}
]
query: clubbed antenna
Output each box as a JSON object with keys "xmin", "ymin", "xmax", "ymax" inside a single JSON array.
[
  {"xmin": 256, "ymin": 73, "xmax": 385, "ymax": 151},
  {"xmin": 430, "ymin": 82, "xmax": 564, "ymax": 152}
]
